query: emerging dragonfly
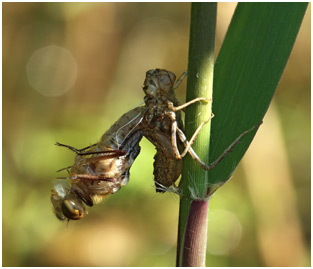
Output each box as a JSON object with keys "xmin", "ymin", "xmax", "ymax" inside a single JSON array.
[
  {"xmin": 52, "ymin": 68, "xmax": 260, "ymax": 221},
  {"xmin": 51, "ymin": 107, "xmax": 144, "ymax": 221}
]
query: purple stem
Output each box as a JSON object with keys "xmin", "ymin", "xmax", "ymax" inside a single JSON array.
[{"xmin": 182, "ymin": 200, "xmax": 209, "ymax": 267}]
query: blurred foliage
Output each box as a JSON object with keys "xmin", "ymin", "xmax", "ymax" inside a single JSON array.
[{"xmin": 2, "ymin": 2, "xmax": 310, "ymax": 266}]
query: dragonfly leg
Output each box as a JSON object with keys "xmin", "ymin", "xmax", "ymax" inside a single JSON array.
[
  {"xmin": 178, "ymin": 112, "xmax": 214, "ymax": 158},
  {"xmin": 170, "ymin": 97, "xmax": 212, "ymax": 112},
  {"xmin": 170, "ymin": 119, "xmax": 182, "ymax": 159},
  {"xmin": 77, "ymin": 150, "xmax": 126, "ymax": 157},
  {"xmin": 201, "ymin": 122, "xmax": 262, "ymax": 170},
  {"xmin": 57, "ymin": 174, "xmax": 116, "ymax": 182},
  {"xmin": 173, "ymin": 70, "xmax": 187, "ymax": 90},
  {"xmin": 175, "ymin": 127, "xmax": 210, "ymax": 170},
  {"xmin": 176, "ymin": 122, "xmax": 262, "ymax": 170},
  {"xmin": 167, "ymin": 109, "xmax": 214, "ymax": 161},
  {"xmin": 55, "ymin": 142, "xmax": 97, "ymax": 154},
  {"xmin": 56, "ymin": 166, "xmax": 72, "ymax": 173},
  {"xmin": 55, "ymin": 142, "xmax": 125, "ymax": 157}
]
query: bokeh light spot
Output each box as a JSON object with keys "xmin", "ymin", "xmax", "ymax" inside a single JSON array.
[
  {"xmin": 26, "ymin": 45, "xmax": 77, "ymax": 96},
  {"xmin": 207, "ymin": 209, "xmax": 242, "ymax": 255}
]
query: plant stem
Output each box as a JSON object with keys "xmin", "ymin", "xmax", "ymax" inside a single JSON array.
[
  {"xmin": 182, "ymin": 200, "xmax": 209, "ymax": 266},
  {"xmin": 176, "ymin": 3, "xmax": 216, "ymax": 267}
]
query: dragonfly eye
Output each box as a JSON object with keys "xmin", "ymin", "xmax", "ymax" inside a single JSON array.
[
  {"xmin": 143, "ymin": 78, "xmax": 158, "ymax": 96},
  {"xmin": 159, "ymin": 74, "xmax": 171, "ymax": 86},
  {"xmin": 158, "ymin": 71, "xmax": 176, "ymax": 92},
  {"xmin": 149, "ymin": 79, "xmax": 157, "ymax": 87},
  {"xmin": 61, "ymin": 198, "xmax": 85, "ymax": 220}
]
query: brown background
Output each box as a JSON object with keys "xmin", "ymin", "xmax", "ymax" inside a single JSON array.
[{"xmin": 3, "ymin": 3, "xmax": 310, "ymax": 266}]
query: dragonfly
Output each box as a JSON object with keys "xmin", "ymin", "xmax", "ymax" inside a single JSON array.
[{"xmin": 51, "ymin": 107, "xmax": 145, "ymax": 221}]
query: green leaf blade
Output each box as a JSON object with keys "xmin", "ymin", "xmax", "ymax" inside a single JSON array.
[{"xmin": 208, "ymin": 3, "xmax": 308, "ymax": 187}]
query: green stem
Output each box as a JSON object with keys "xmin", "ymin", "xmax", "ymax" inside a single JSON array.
[{"xmin": 176, "ymin": 3, "xmax": 216, "ymax": 267}]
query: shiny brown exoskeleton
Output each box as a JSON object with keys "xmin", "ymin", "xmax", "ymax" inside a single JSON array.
[
  {"xmin": 51, "ymin": 107, "xmax": 144, "ymax": 221},
  {"xmin": 141, "ymin": 69, "xmax": 185, "ymax": 191},
  {"xmin": 140, "ymin": 69, "xmax": 260, "ymax": 192},
  {"xmin": 140, "ymin": 69, "xmax": 214, "ymax": 192}
]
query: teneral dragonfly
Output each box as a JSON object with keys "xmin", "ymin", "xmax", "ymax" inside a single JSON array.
[{"xmin": 51, "ymin": 107, "xmax": 145, "ymax": 221}]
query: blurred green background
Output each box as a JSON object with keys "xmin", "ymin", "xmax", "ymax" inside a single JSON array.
[{"xmin": 3, "ymin": 3, "xmax": 310, "ymax": 266}]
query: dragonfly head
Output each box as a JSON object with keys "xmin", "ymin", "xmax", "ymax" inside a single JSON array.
[
  {"xmin": 51, "ymin": 181, "xmax": 86, "ymax": 221},
  {"xmin": 60, "ymin": 194, "xmax": 86, "ymax": 220},
  {"xmin": 143, "ymin": 69, "xmax": 176, "ymax": 97}
]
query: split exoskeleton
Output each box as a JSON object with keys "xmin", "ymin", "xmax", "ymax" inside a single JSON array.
[
  {"xmin": 141, "ymin": 69, "xmax": 213, "ymax": 192},
  {"xmin": 140, "ymin": 69, "xmax": 259, "ymax": 192}
]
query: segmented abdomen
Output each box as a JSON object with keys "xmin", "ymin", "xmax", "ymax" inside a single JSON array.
[{"xmin": 153, "ymin": 150, "xmax": 182, "ymax": 192}]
